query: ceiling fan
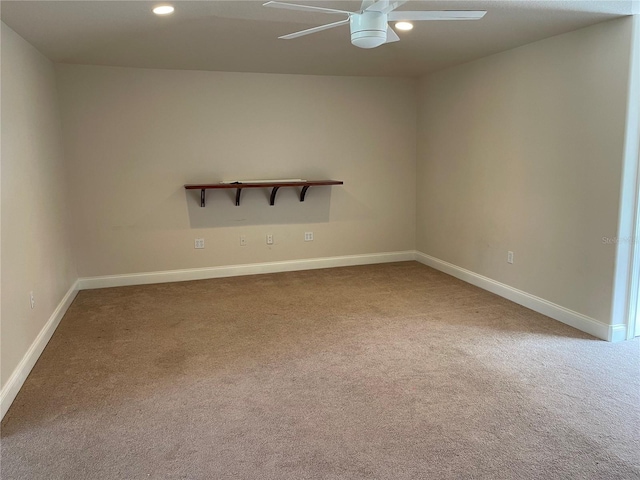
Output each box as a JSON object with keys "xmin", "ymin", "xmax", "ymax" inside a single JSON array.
[{"xmin": 264, "ymin": 0, "xmax": 487, "ymax": 49}]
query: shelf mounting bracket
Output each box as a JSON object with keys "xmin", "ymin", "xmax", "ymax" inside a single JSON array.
[
  {"xmin": 235, "ymin": 188, "xmax": 242, "ymax": 206},
  {"xmin": 300, "ymin": 186, "xmax": 310, "ymax": 202},
  {"xmin": 269, "ymin": 187, "xmax": 280, "ymax": 206},
  {"xmin": 200, "ymin": 189, "xmax": 206, "ymax": 208}
]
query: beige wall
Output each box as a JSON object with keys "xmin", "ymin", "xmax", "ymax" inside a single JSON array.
[
  {"xmin": 1, "ymin": 23, "xmax": 77, "ymax": 388},
  {"xmin": 416, "ymin": 17, "xmax": 634, "ymax": 324},
  {"xmin": 56, "ymin": 65, "xmax": 417, "ymax": 277}
]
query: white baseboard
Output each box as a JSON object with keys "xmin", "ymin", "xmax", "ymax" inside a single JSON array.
[
  {"xmin": 77, "ymin": 251, "xmax": 416, "ymax": 290},
  {"xmin": 0, "ymin": 280, "xmax": 79, "ymax": 421},
  {"xmin": 1, "ymin": 249, "xmax": 623, "ymax": 422},
  {"xmin": 81, "ymin": 250, "xmax": 624, "ymax": 341},
  {"xmin": 415, "ymin": 252, "xmax": 621, "ymax": 342},
  {"xmin": 608, "ymin": 324, "xmax": 629, "ymax": 343}
]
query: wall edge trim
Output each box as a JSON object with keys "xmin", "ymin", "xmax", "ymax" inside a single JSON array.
[
  {"xmin": 77, "ymin": 251, "xmax": 417, "ymax": 289},
  {"xmin": 1, "ymin": 280, "xmax": 79, "ymax": 420},
  {"xmin": 415, "ymin": 251, "xmax": 615, "ymax": 341}
]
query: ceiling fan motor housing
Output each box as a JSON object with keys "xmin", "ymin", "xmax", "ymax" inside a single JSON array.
[{"xmin": 350, "ymin": 11, "xmax": 387, "ymax": 49}]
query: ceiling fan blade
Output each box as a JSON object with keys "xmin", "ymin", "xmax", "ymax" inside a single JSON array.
[
  {"xmin": 385, "ymin": 26, "xmax": 400, "ymax": 43},
  {"xmin": 279, "ymin": 18, "xmax": 350, "ymax": 39},
  {"xmin": 360, "ymin": 0, "xmax": 376, "ymax": 12},
  {"xmin": 388, "ymin": 10, "xmax": 487, "ymax": 21},
  {"xmin": 264, "ymin": 1, "xmax": 354, "ymax": 16},
  {"xmin": 366, "ymin": 0, "xmax": 408, "ymax": 14}
]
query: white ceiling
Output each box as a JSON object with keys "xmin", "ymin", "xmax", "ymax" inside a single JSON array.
[{"xmin": 1, "ymin": 0, "xmax": 636, "ymax": 77}]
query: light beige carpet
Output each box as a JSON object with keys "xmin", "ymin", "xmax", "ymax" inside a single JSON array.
[{"xmin": 1, "ymin": 262, "xmax": 639, "ymax": 479}]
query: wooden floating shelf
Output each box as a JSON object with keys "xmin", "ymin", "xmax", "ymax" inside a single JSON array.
[{"xmin": 184, "ymin": 180, "xmax": 344, "ymax": 207}]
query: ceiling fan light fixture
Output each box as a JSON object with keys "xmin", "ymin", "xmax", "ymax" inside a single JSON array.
[
  {"xmin": 395, "ymin": 21, "xmax": 413, "ymax": 31},
  {"xmin": 351, "ymin": 31, "xmax": 387, "ymax": 48},
  {"xmin": 152, "ymin": 5, "xmax": 174, "ymax": 15},
  {"xmin": 350, "ymin": 11, "xmax": 387, "ymax": 48}
]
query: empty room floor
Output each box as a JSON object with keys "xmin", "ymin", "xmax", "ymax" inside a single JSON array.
[{"xmin": 1, "ymin": 262, "xmax": 639, "ymax": 479}]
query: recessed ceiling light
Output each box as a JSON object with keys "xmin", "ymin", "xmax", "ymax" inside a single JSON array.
[
  {"xmin": 153, "ymin": 5, "xmax": 174, "ymax": 15},
  {"xmin": 395, "ymin": 21, "xmax": 413, "ymax": 31}
]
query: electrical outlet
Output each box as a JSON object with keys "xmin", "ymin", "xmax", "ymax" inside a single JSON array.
[
  {"xmin": 29, "ymin": 291, "xmax": 35, "ymax": 309},
  {"xmin": 266, "ymin": 234, "xmax": 274, "ymax": 245},
  {"xmin": 195, "ymin": 238, "xmax": 205, "ymax": 249},
  {"xmin": 240, "ymin": 235, "xmax": 247, "ymax": 246},
  {"xmin": 304, "ymin": 232, "xmax": 314, "ymax": 242},
  {"xmin": 507, "ymin": 251, "xmax": 514, "ymax": 264}
]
